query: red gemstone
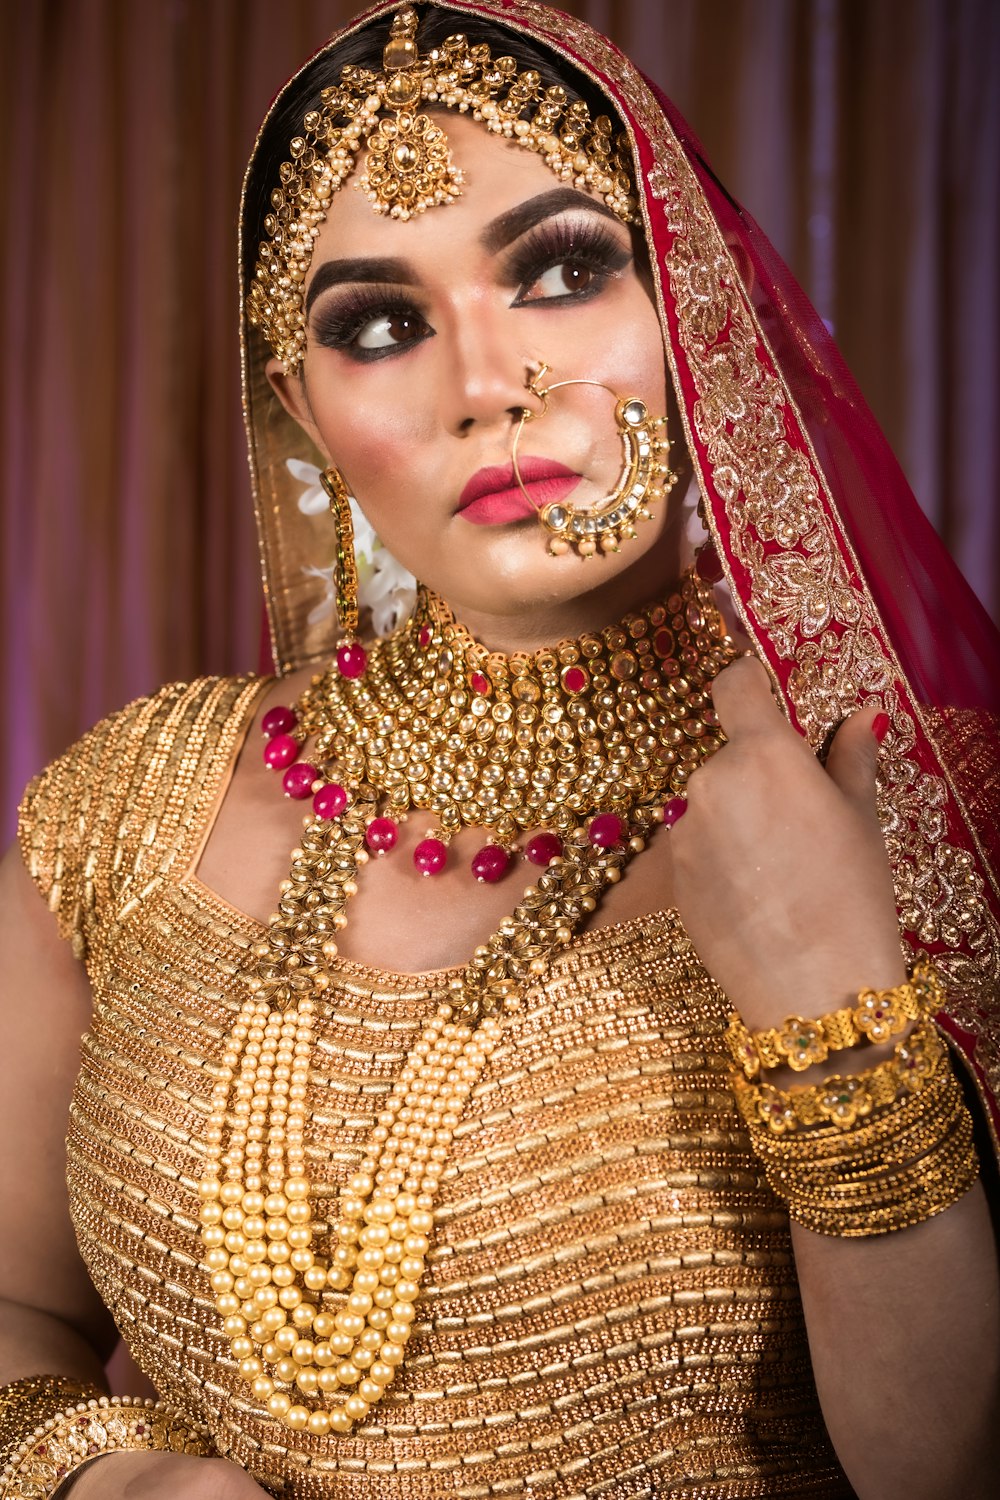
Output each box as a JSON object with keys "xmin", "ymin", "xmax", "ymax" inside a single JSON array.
[
  {"xmin": 414, "ymin": 837, "xmax": 448, "ymax": 876},
  {"xmin": 662, "ymin": 797, "xmax": 687, "ymax": 828},
  {"xmin": 263, "ymin": 733, "xmax": 299, "ymax": 770},
  {"xmin": 653, "ymin": 628, "xmax": 674, "ymax": 658},
  {"xmin": 283, "ymin": 762, "xmax": 317, "ymax": 799},
  {"xmin": 588, "ymin": 812, "xmax": 624, "ymax": 848},
  {"xmin": 471, "ymin": 845, "xmax": 510, "ymax": 883},
  {"xmin": 562, "ymin": 665, "xmax": 588, "ymax": 694},
  {"xmin": 524, "ymin": 832, "xmax": 562, "ymax": 866},
  {"xmin": 262, "ymin": 704, "xmax": 297, "ymax": 738},
  {"xmin": 470, "ymin": 672, "xmax": 490, "ymax": 696},
  {"xmin": 366, "ymin": 816, "xmax": 399, "ymax": 854},
  {"xmin": 313, "ymin": 782, "xmax": 347, "ymax": 819},
  {"xmin": 337, "ymin": 642, "xmax": 368, "ymax": 678},
  {"xmin": 695, "ymin": 540, "xmax": 725, "ymax": 584},
  {"xmin": 418, "ymin": 625, "xmax": 432, "ymax": 647}
]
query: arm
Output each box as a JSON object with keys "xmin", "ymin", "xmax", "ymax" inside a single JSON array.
[
  {"xmin": 671, "ymin": 659, "xmax": 1000, "ymax": 1499},
  {"xmin": 0, "ymin": 846, "xmax": 267, "ymax": 1499},
  {"xmin": 0, "ymin": 845, "xmax": 118, "ymax": 1386}
]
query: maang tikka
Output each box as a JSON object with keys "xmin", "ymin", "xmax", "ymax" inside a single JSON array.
[{"xmin": 512, "ymin": 365, "xmax": 678, "ymax": 557}]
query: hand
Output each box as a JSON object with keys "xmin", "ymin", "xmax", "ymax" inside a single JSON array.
[
  {"xmin": 670, "ymin": 657, "xmax": 906, "ymax": 1030},
  {"xmin": 63, "ymin": 1449, "xmax": 271, "ymax": 1498}
]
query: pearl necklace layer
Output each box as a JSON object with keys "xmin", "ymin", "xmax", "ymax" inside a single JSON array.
[{"xmin": 199, "ymin": 569, "xmax": 736, "ymax": 1438}]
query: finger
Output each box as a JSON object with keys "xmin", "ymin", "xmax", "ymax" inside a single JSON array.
[
  {"xmin": 710, "ymin": 655, "xmax": 786, "ymax": 739},
  {"xmin": 823, "ymin": 705, "xmax": 883, "ymax": 819}
]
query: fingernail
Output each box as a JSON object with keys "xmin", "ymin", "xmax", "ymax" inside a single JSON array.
[
  {"xmin": 872, "ymin": 712, "xmax": 890, "ymax": 745},
  {"xmin": 662, "ymin": 797, "xmax": 687, "ymax": 828}
]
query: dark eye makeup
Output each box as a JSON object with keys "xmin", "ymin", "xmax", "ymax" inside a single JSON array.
[
  {"xmin": 309, "ymin": 212, "xmax": 633, "ymax": 363},
  {"xmin": 311, "ymin": 285, "xmax": 433, "ymax": 362},
  {"xmin": 506, "ymin": 216, "xmax": 633, "ymax": 305}
]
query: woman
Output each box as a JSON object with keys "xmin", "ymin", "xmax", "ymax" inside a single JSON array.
[{"xmin": 1, "ymin": 2, "xmax": 998, "ymax": 1496}]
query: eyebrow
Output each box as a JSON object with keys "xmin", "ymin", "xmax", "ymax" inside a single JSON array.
[
  {"xmin": 305, "ymin": 256, "xmax": 410, "ymax": 315},
  {"xmin": 304, "ymin": 189, "xmax": 624, "ymax": 314},
  {"xmin": 480, "ymin": 188, "xmax": 623, "ymax": 253}
]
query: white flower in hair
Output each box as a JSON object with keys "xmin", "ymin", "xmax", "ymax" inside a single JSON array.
[{"xmin": 287, "ymin": 460, "xmax": 417, "ymax": 638}]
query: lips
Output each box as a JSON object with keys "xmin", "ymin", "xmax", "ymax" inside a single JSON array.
[{"xmin": 457, "ymin": 458, "xmax": 581, "ymax": 526}]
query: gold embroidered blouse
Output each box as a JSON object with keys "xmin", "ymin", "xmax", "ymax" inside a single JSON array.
[{"xmin": 18, "ymin": 679, "xmax": 851, "ymax": 1497}]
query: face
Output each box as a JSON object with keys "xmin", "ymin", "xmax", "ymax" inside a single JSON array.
[{"xmin": 269, "ymin": 113, "xmax": 686, "ymax": 644}]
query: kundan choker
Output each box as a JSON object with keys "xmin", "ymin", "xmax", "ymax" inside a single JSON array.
[{"xmin": 199, "ymin": 566, "xmax": 737, "ymax": 1437}]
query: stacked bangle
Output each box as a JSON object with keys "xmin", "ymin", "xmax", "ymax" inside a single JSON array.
[
  {"xmin": 725, "ymin": 960, "xmax": 942, "ymax": 1079},
  {"xmin": 0, "ymin": 1377, "xmax": 212, "ymax": 1499},
  {"xmin": 725, "ymin": 960, "xmax": 979, "ymax": 1236},
  {"xmin": 748, "ymin": 1063, "xmax": 979, "ymax": 1236}
]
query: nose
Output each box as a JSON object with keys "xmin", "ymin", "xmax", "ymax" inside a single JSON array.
[{"xmin": 438, "ymin": 304, "xmax": 542, "ymax": 437}]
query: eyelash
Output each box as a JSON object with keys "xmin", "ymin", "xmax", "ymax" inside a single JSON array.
[
  {"xmin": 311, "ymin": 286, "xmax": 428, "ymax": 363},
  {"xmin": 507, "ymin": 218, "xmax": 632, "ymax": 304},
  {"xmin": 309, "ymin": 217, "xmax": 633, "ymax": 362}
]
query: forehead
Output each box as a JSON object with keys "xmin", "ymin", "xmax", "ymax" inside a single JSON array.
[{"xmin": 306, "ymin": 113, "xmax": 612, "ymax": 273}]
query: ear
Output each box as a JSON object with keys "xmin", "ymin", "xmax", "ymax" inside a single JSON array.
[{"xmin": 265, "ymin": 356, "xmax": 331, "ymax": 461}]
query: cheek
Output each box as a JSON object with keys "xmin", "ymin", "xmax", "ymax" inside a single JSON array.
[{"xmin": 314, "ymin": 381, "xmax": 430, "ymax": 500}]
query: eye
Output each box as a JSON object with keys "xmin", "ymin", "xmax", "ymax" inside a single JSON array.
[
  {"xmin": 311, "ymin": 287, "xmax": 433, "ymax": 362},
  {"xmin": 522, "ymin": 259, "xmax": 597, "ymax": 301},
  {"xmin": 507, "ymin": 216, "xmax": 632, "ymax": 308},
  {"xmin": 355, "ymin": 309, "xmax": 429, "ymax": 351}
]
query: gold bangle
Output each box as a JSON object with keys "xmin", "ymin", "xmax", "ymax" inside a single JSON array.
[
  {"xmin": 0, "ymin": 1382, "xmax": 213, "ymax": 1499},
  {"xmin": 725, "ymin": 960, "xmax": 943, "ymax": 1078},
  {"xmin": 731, "ymin": 1013, "xmax": 945, "ymax": 1134},
  {"xmin": 744, "ymin": 1059, "xmax": 979, "ymax": 1236}
]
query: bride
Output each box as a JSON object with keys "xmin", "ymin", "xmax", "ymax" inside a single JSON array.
[{"xmin": 2, "ymin": 4, "xmax": 998, "ymax": 1496}]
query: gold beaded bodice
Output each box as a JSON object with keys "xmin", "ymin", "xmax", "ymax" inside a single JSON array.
[{"xmin": 18, "ymin": 678, "xmax": 852, "ymax": 1497}]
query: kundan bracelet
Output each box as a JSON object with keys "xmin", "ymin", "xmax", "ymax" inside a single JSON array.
[
  {"xmin": 725, "ymin": 960, "xmax": 943, "ymax": 1079},
  {"xmin": 0, "ymin": 1378, "xmax": 212, "ymax": 1499},
  {"xmin": 730, "ymin": 1014, "xmax": 946, "ymax": 1134}
]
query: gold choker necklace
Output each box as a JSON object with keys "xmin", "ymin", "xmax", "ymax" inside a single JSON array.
[
  {"xmin": 199, "ymin": 569, "xmax": 737, "ymax": 1438},
  {"xmin": 260, "ymin": 567, "xmax": 735, "ymax": 880}
]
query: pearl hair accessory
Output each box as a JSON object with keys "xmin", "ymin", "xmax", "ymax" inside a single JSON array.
[{"xmin": 248, "ymin": 6, "xmax": 637, "ymax": 371}]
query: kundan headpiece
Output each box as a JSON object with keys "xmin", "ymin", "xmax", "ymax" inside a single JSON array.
[{"xmin": 248, "ymin": 5, "xmax": 637, "ymax": 371}]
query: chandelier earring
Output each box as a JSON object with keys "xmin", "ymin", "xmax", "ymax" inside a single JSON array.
[
  {"xmin": 512, "ymin": 365, "xmax": 678, "ymax": 557},
  {"xmin": 319, "ymin": 466, "xmax": 367, "ymax": 679}
]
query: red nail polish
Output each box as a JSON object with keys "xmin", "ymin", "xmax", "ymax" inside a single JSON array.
[{"xmin": 871, "ymin": 712, "xmax": 890, "ymax": 745}]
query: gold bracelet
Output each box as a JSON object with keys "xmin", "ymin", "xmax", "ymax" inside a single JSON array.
[
  {"xmin": 725, "ymin": 960, "xmax": 943, "ymax": 1078},
  {"xmin": 731, "ymin": 1013, "xmax": 945, "ymax": 1134},
  {"xmin": 744, "ymin": 1058, "xmax": 979, "ymax": 1236},
  {"xmin": 0, "ymin": 1380, "xmax": 213, "ymax": 1499}
]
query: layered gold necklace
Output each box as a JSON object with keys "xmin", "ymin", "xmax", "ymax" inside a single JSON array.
[{"xmin": 199, "ymin": 567, "xmax": 736, "ymax": 1438}]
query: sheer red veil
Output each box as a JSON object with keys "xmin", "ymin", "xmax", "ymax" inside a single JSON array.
[{"xmin": 240, "ymin": 0, "xmax": 1000, "ymax": 1135}]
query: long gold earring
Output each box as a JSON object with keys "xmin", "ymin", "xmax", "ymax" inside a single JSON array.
[
  {"xmin": 320, "ymin": 466, "xmax": 359, "ymax": 637},
  {"xmin": 512, "ymin": 366, "xmax": 677, "ymax": 557}
]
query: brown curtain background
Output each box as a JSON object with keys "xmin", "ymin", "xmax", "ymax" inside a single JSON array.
[{"xmin": 3, "ymin": 0, "xmax": 998, "ymax": 840}]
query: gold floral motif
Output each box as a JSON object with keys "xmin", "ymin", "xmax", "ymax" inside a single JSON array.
[
  {"xmin": 817, "ymin": 1076, "xmax": 875, "ymax": 1129},
  {"xmin": 776, "ymin": 1017, "xmax": 830, "ymax": 1071}
]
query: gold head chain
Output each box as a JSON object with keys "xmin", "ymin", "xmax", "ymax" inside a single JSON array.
[{"xmin": 249, "ymin": 5, "xmax": 637, "ymax": 371}]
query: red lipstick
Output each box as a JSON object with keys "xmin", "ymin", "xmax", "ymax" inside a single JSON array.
[{"xmin": 457, "ymin": 458, "xmax": 580, "ymax": 526}]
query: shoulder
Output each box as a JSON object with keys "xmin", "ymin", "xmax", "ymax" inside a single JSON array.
[{"xmin": 17, "ymin": 675, "xmax": 268, "ymax": 959}]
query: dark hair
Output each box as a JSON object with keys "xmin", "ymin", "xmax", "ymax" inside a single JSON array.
[{"xmin": 241, "ymin": 3, "xmax": 628, "ymax": 286}]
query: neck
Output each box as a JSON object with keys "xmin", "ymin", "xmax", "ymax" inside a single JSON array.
[{"xmin": 431, "ymin": 506, "xmax": 690, "ymax": 656}]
